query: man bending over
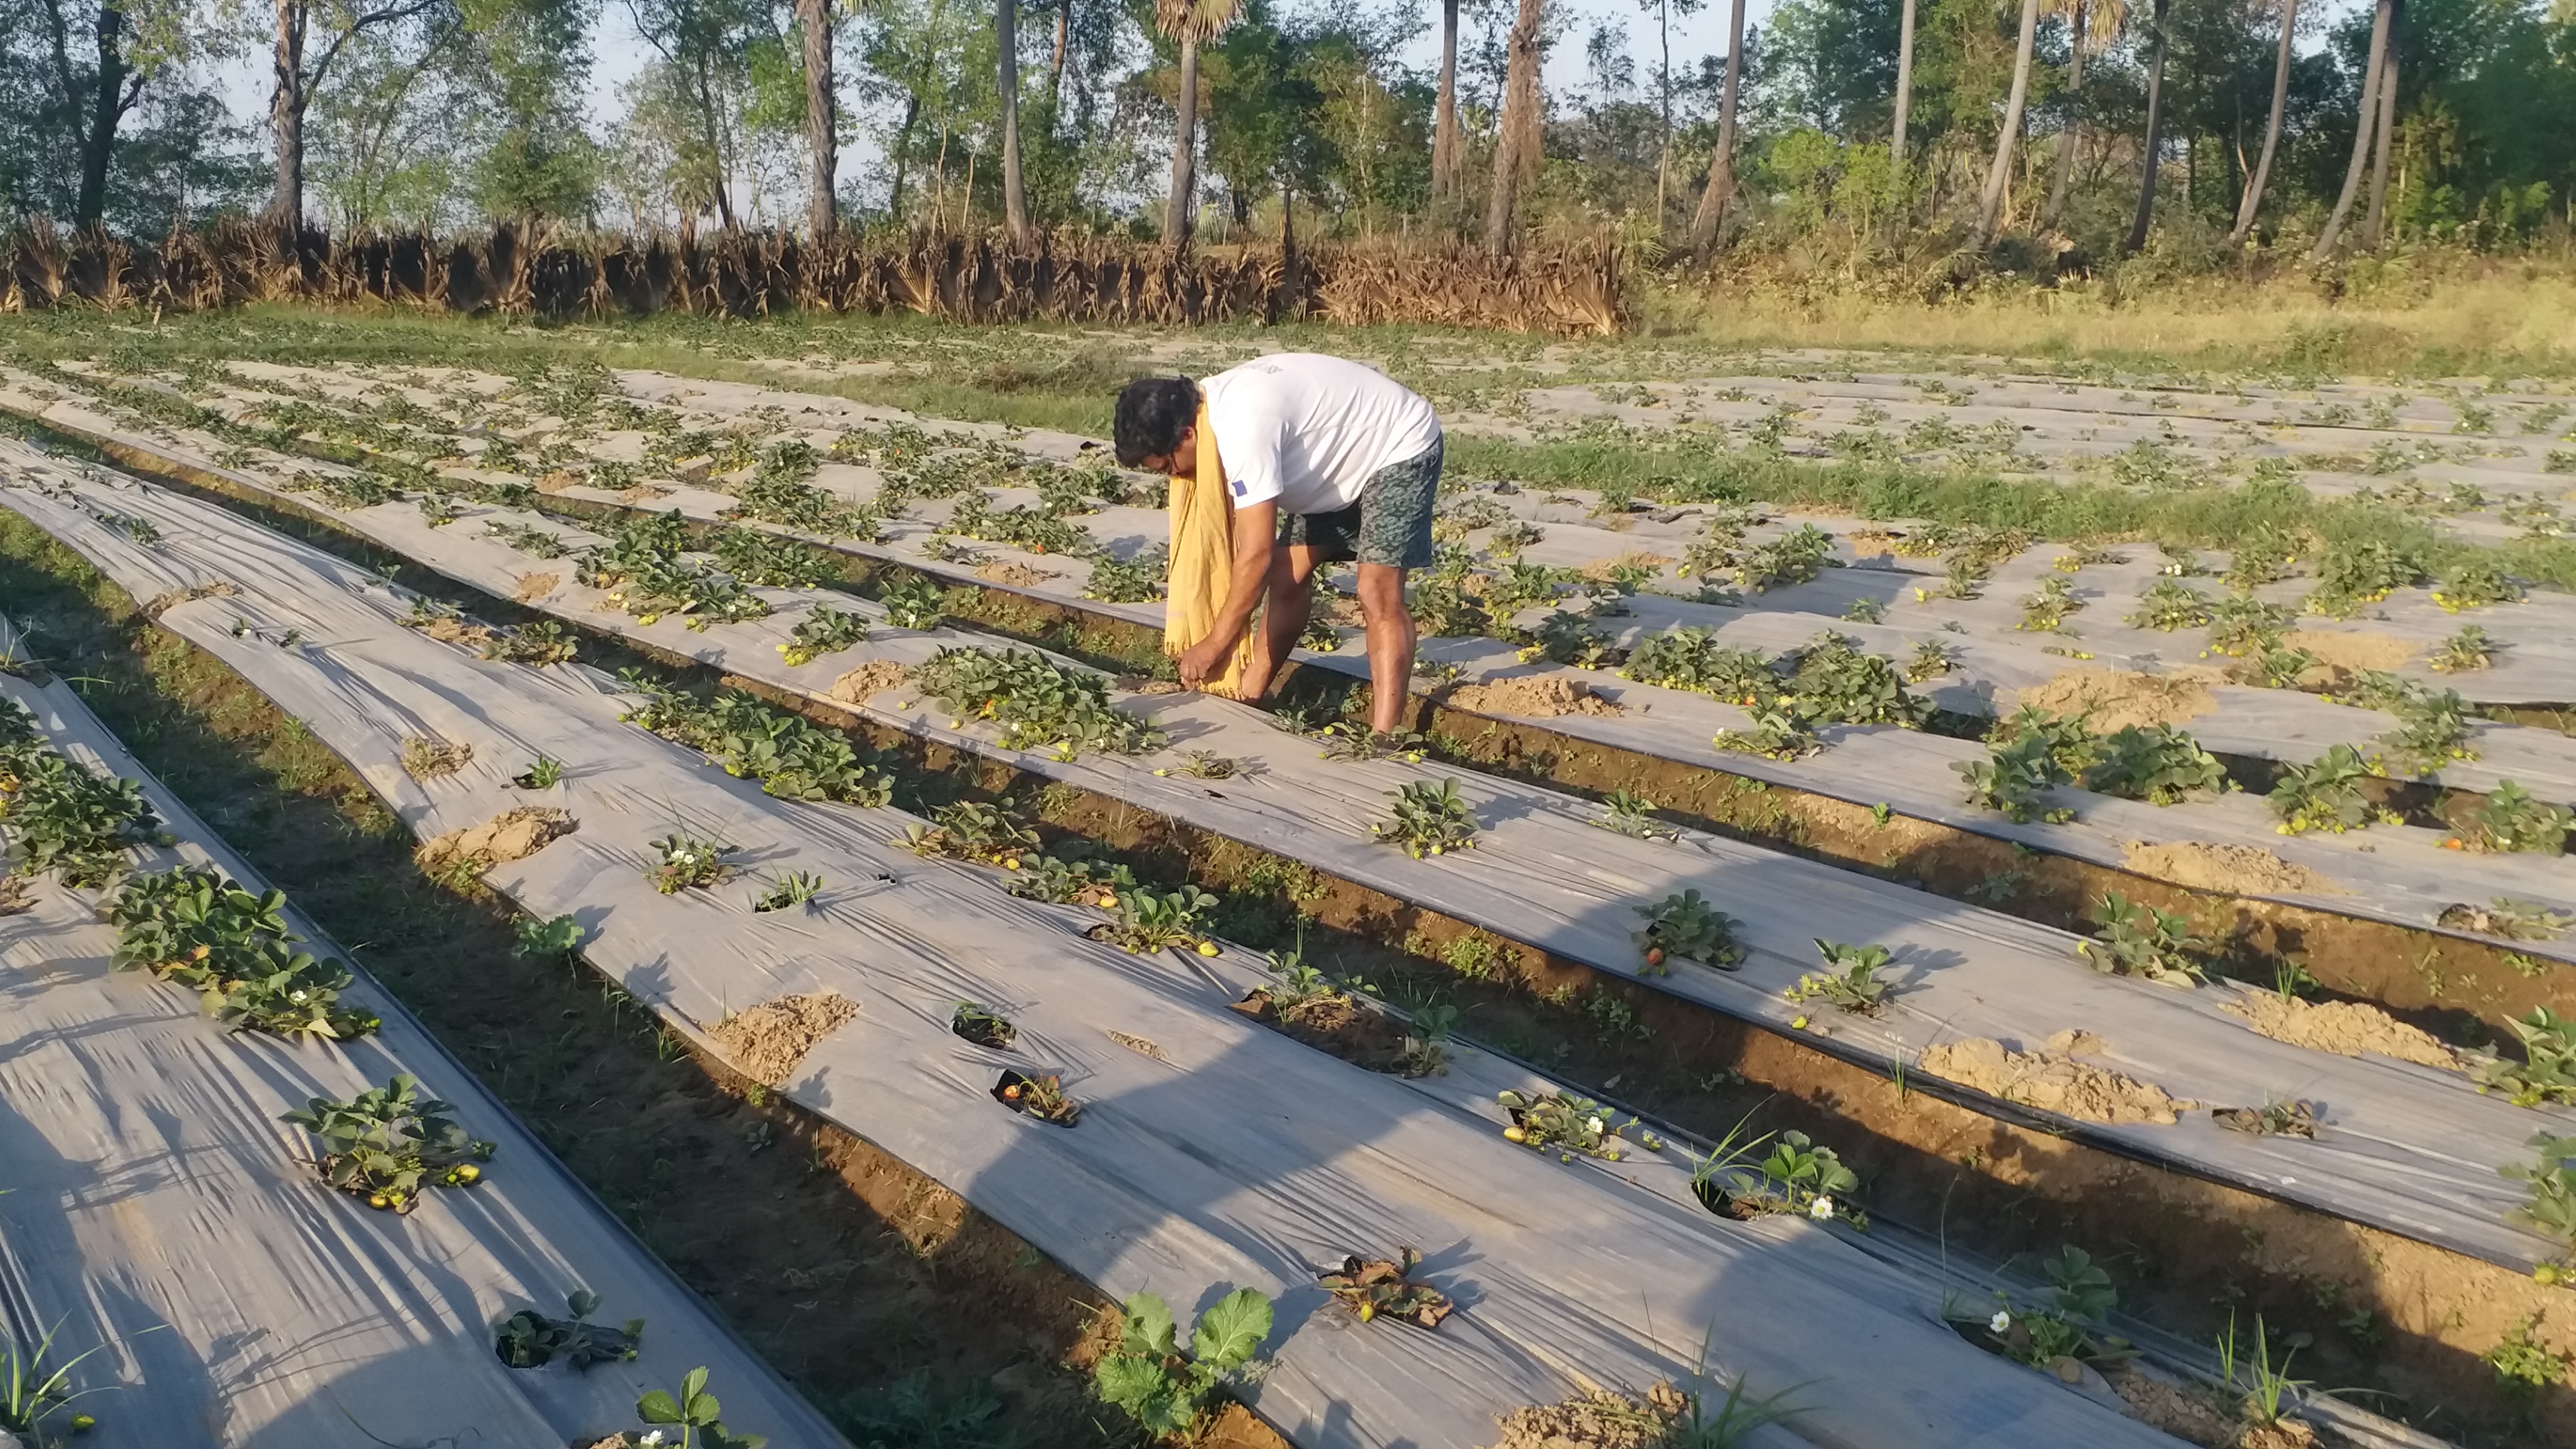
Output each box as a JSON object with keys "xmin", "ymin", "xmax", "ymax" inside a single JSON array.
[{"xmin": 1113, "ymin": 354, "xmax": 1443, "ymax": 737}]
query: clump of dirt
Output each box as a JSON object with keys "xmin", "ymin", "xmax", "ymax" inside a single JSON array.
[
  {"xmin": 416, "ymin": 615, "xmax": 495, "ymax": 648},
  {"xmin": 1445, "ymin": 674, "xmax": 1622, "ymax": 719},
  {"xmin": 2283, "ymin": 628, "xmax": 2415, "ymax": 680},
  {"xmin": 141, "ymin": 580, "xmax": 237, "ymax": 618},
  {"xmin": 535, "ymin": 468, "xmax": 583, "ymax": 493},
  {"xmin": 1233, "ymin": 989, "xmax": 1412, "ymax": 1074},
  {"xmin": 2120, "ymin": 842, "xmax": 2350, "ymax": 897},
  {"xmin": 2104, "ymin": 1370, "xmax": 2240, "ymax": 1448},
  {"xmin": 619, "ymin": 482, "xmax": 673, "ymax": 502},
  {"xmin": 1793, "ymin": 795, "xmax": 1953, "ymax": 859},
  {"xmin": 2016, "ymin": 668, "xmax": 2219, "ymax": 732},
  {"xmin": 977, "ymin": 560, "xmax": 1062, "ymax": 588},
  {"xmin": 829, "ymin": 661, "xmax": 911, "ymax": 703},
  {"xmin": 513, "ymin": 572, "xmax": 560, "ymax": 603},
  {"xmin": 2223, "ymin": 989, "xmax": 2466, "ymax": 1071},
  {"xmin": 1918, "ymin": 1031, "xmax": 2194, "ymax": 1125},
  {"xmin": 400, "ymin": 736, "xmax": 473, "ymax": 779},
  {"xmin": 711, "ymin": 992, "xmax": 861, "ymax": 1087},
  {"xmin": 414, "ymin": 806, "xmax": 576, "ymax": 876},
  {"xmin": 1847, "ymin": 529, "xmax": 1901, "ymax": 558},
  {"xmin": 1485, "ymin": 1385, "xmax": 1686, "ymax": 1449},
  {"xmin": 1118, "ymin": 676, "xmax": 1187, "ymax": 695},
  {"xmin": 2237, "ymin": 1419, "xmax": 2320, "ymax": 1449},
  {"xmin": 1324, "ymin": 594, "xmax": 1368, "ymax": 627},
  {"xmin": 1580, "ymin": 551, "xmax": 1673, "ymax": 580}
]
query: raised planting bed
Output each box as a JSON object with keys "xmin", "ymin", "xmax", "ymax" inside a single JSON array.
[
  {"xmin": 0, "ymin": 456, "xmax": 2236, "ymax": 1449},
  {"xmin": 5, "ymin": 433, "xmax": 2576, "ymax": 1423},
  {"xmin": 0, "ymin": 639, "xmax": 843, "ymax": 1449}
]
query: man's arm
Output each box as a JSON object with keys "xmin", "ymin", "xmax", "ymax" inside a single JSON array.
[{"xmin": 1177, "ymin": 498, "xmax": 1278, "ymax": 687}]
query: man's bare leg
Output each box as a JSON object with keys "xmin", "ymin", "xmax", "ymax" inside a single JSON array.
[
  {"xmin": 1356, "ymin": 561, "xmax": 1415, "ymax": 735},
  {"xmin": 1242, "ymin": 545, "xmax": 1322, "ymax": 702}
]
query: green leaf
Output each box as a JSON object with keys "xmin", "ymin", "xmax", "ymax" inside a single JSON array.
[
  {"xmin": 1122, "ymin": 1292, "xmax": 1176, "ymax": 1358},
  {"xmin": 1190, "ymin": 1288, "xmax": 1274, "ymax": 1372},
  {"xmin": 689, "ymin": 1389, "xmax": 722, "ymax": 1426},
  {"xmin": 1092, "ymin": 1352, "xmax": 1170, "ymax": 1415},
  {"xmin": 637, "ymin": 1390, "xmax": 683, "ymax": 1424}
]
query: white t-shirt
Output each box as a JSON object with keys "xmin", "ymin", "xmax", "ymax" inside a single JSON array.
[{"xmin": 1201, "ymin": 354, "xmax": 1442, "ymax": 517}]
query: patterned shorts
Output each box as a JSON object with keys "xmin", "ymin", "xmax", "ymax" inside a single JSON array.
[{"xmin": 1278, "ymin": 436, "xmax": 1443, "ymax": 570}]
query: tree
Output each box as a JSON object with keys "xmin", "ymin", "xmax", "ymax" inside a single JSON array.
[
  {"xmin": 2361, "ymin": 0, "xmax": 2400, "ymax": 247},
  {"xmin": 1483, "ymin": 0, "xmax": 1542, "ymax": 254},
  {"xmin": 795, "ymin": 0, "xmax": 833, "ymax": 236},
  {"xmin": 1154, "ymin": 0, "xmax": 1242, "ymax": 245},
  {"xmin": 2311, "ymin": 0, "xmax": 2391, "ymax": 256},
  {"xmin": 267, "ymin": 0, "xmax": 453, "ymax": 227},
  {"xmin": 1637, "ymin": 0, "xmax": 1702, "ymax": 221},
  {"xmin": 2227, "ymin": 0, "xmax": 2296, "ymax": 243},
  {"xmin": 997, "ymin": 0, "xmax": 1027, "ymax": 240},
  {"xmin": 622, "ymin": 0, "xmax": 768, "ymax": 230},
  {"xmin": 1685, "ymin": 0, "xmax": 1745, "ymax": 258},
  {"xmin": 1974, "ymin": 0, "xmax": 2042, "ymax": 245},
  {"xmin": 2123, "ymin": 0, "xmax": 2169, "ymax": 253},
  {"xmin": 1890, "ymin": 0, "xmax": 1916, "ymax": 167},
  {"xmin": 2039, "ymin": 0, "xmax": 2122, "ymax": 229},
  {"xmin": 1430, "ymin": 0, "xmax": 1459, "ymax": 200},
  {"xmin": 23, "ymin": 0, "xmax": 227, "ymax": 227}
]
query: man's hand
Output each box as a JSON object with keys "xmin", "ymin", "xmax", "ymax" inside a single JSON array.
[{"xmin": 1177, "ymin": 635, "xmax": 1234, "ymax": 689}]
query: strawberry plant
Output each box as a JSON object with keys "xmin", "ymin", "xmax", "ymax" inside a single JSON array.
[
  {"xmin": 1711, "ymin": 709, "xmax": 1819, "ymax": 761},
  {"xmin": 2377, "ymin": 688, "xmax": 2480, "ymax": 773},
  {"xmin": 1151, "ymin": 750, "xmax": 1237, "ymax": 780},
  {"xmin": 513, "ymin": 753, "xmax": 565, "ymax": 789},
  {"xmin": 1732, "ymin": 524, "xmax": 1839, "ymax": 591},
  {"xmin": 1318, "ymin": 1248, "xmax": 1452, "ymax": 1328},
  {"xmin": 280, "ymin": 1073, "xmax": 494, "ymax": 1212},
  {"xmin": 2269, "ymin": 745, "xmax": 2398, "ymax": 834},
  {"xmin": 1083, "ymin": 544, "xmax": 1169, "ymax": 603},
  {"xmin": 776, "ymin": 605, "xmax": 869, "ymax": 666},
  {"xmin": 2016, "ymin": 576, "xmax": 2082, "ymax": 632},
  {"xmin": 0, "ymin": 736, "xmax": 162, "ymax": 886},
  {"xmin": 648, "ymin": 832, "xmax": 736, "ymax": 893},
  {"xmin": 1966, "ymin": 1247, "xmax": 2127, "ymax": 1370},
  {"xmin": 1315, "ymin": 722, "xmax": 1429, "ymax": 763},
  {"xmin": 1372, "ymin": 779, "xmax": 1479, "ymax": 858},
  {"xmin": 2455, "ymin": 782, "xmax": 2573, "ymax": 854},
  {"xmin": 2432, "ymin": 558, "xmax": 2522, "ymax": 612},
  {"xmin": 2429, "ymin": 625, "xmax": 2501, "ymax": 673},
  {"xmin": 2215, "ymin": 1100, "xmax": 2322, "ymax": 1138},
  {"xmin": 2081, "ymin": 723, "xmax": 2228, "ymax": 804},
  {"xmin": 2442, "ymin": 897, "xmax": 2575, "ymax": 940},
  {"xmin": 710, "ymin": 525, "xmax": 832, "ymax": 588},
  {"xmin": 2307, "ymin": 539, "xmax": 2422, "ymax": 615},
  {"xmin": 1091, "ymin": 1289, "xmax": 1273, "ymax": 1438},
  {"xmin": 1621, "ymin": 627, "xmax": 1774, "ymax": 699},
  {"xmin": 1778, "ymin": 632, "xmax": 1927, "ymax": 727},
  {"xmin": 2076, "ymin": 892, "xmax": 2209, "ymax": 986},
  {"xmin": 2480, "ymin": 1010, "xmax": 2576, "ymax": 1107},
  {"xmin": 1905, "ymin": 638, "xmax": 1955, "ymax": 681},
  {"xmin": 614, "ymin": 1366, "xmax": 766, "ymax": 1448},
  {"xmin": 2204, "ymin": 594, "xmax": 2291, "ymax": 656},
  {"xmin": 912, "ymin": 647, "xmax": 1163, "ymax": 756},
  {"xmin": 877, "ymin": 572, "xmax": 945, "ymax": 629},
  {"xmin": 1496, "ymin": 1089, "xmax": 1650, "ymax": 1161},
  {"xmin": 2125, "ymin": 578, "xmax": 2212, "ymax": 631},
  {"xmin": 1521, "ymin": 609, "xmax": 1617, "ymax": 668},
  {"xmin": 752, "ymin": 872, "xmax": 823, "ymax": 912},
  {"xmin": 1592, "ymin": 788, "xmax": 1678, "ymax": 841},
  {"xmin": 952, "ymin": 1002, "xmax": 1016, "ymax": 1049},
  {"xmin": 1956, "ymin": 713, "xmax": 2084, "ymax": 823},
  {"xmin": 108, "ymin": 868, "xmax": 381, "ymax": 1039},
  {"xmin": 624, "ymin": 685, "xmax": 896, "ymax": 805},
  {"xmin": 481, "ymin": 621, "xmax": 578, "ymax": 665},
  {"xmin": 512, "ymin": 913, "xmax": 584, "ymax": 960},
  {"xmin": 1003, "ymin": 852, "xmax": 1134, "ymax": 905},
  {"xmin": 1633, "ymin": 889, "xmax": 1744, "ymax": 974},
  {"xmin": 484, "ymin": 519, "xmax": 574, "ymax": 557},
  {"xmin": 1094, "ymin": 885, "xmax": 1218, "ymax": 955},
  {"xmin": 2502, "ymin": 1133, "xmax": 2576, "ymax": 1256},
  {"xmin": 494, "ymin": 1289, "xmax": 642, "ymax": 1370},
  {"xmin": 1701, "ymin": 1130, "xmax": 1862, "ymax": 1224},
  {"xmin": 903, "ymin": 799, "xmax": 1040, "ymax": 867},
  {"xmin": 1784, "ymin": 940, "xmax": 1894, "ymax": 1015},
  {"xmin": 994, "ymin": 1070, "xmax": 1079, "ymax": 1124}
]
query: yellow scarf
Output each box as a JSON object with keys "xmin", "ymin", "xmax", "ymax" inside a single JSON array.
[{"xmin": 1164, "ymin": 401, "xmax": 1254, "ymax": 699}]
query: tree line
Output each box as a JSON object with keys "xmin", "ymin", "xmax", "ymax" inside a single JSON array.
[{"xmin": 2, "ymin": 0, "xmax": 2572, "ymax": 268}]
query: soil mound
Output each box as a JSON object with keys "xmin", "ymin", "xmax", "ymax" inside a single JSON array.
[
  {"xmin": 711, "ymin": 992, "xmax": 861, "ymax": 1086},
  {"xmin": 414, "ymin": 806, "xmax": 575, "ymax": 875},
  {"xmin": 1446, "ymin": 674, "xmax": 1622, "ymax": 718},
  {"xmin": 977, "ymin": 560, "xmax": 1061, "ymax": 587},
  {"xmin": 2120, "ymin": 841, "xmax": 2349, "ymax": 896},
  {"xmin": 417, "ymin": 615, "xmax": 494, "ymax": 648},
  {"xmin": 2016, "ymin": 668, "xmax": 2218, "ymax": 732},
  {"xmin": 513, "ymin": 571, "xmax": 560, "ymax": 602},
  {"xmin": 1919, "ymin": 1031, "xmax": 2193, "ymax": 1125},
  {"xmin": 2283, "ymin": 628, "xmax": 2415, "ymax": 676},
  {"xmin": 2223, "ymin": 990, "xmax": 2465, "ymax": 1071},
  {"xmin": 2105, "ymin": 1370, "xmax": 2239, "ymax": 1447},
  {"xmin": 828, "ymin": 661, "xmax": 911, "ymax": 703},
  {"xmin": 1485, "ymin": 1385, "xmax": 1686, "ymax": 1449}
]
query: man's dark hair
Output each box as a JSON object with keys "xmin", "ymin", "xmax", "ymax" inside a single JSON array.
[{"xmin": 1113, "ymin": 377, "xmax": 1199, "ymax": 467}]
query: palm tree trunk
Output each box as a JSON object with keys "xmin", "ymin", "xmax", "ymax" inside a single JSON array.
[
  {"xmin": 998, "ymin": 0, "xmax": 1029, "ymax": 242},
  {"xmin": 1163, "ymin": 34, "xmax": 1199, "ymax": 245},
  {"xmin": 1048, "ymin": 0, "xmax": 1068, "ymax": 110},
  {"xmin": 2229, "ymin": 0, "xmax": 2297, "ymax": 243},
  {"xmin": 2362, "ymin": 0, "xmax": 2400, "ymax": 248},
  {"xmin": 1890, "ymin": 0, "xmax": 1917, "ymax": 168},
  {"xmin": 1431, "ymin": 0, "xmax": 1461, "ymax": 200},
  {"xmin": 1975, "ymin": 0, "xmax": 2044, "ymax": 246},
  {"xmin": 2040, "ymin": 3, "xmax": 2084, "ymax": 229},
  {"xmin": 797, "ymin": 0, "xmax": 835, "ymax": 237},
  {"xmin": 2312, "ymin": 0, "xmax": 2391, "ymax": 258},
  {"xmin": 889, "ymin": 93, "xmax": 919, "ymax": 217},
  {"xmin": 269, "ymin": 0, "xmax": 307, "ymax": 226},
  {"xmin": 1687, "ymin": 0, "xmax": 1747, "ymax": 259},
  {"xmin": 1653, "ymin": 0, "xmax": 1671, "ymax": 219},
  {"xmin": 1483, "ymin": 0, "xmax": 1543, "ymax": 257},
  {"xmin": 2124, "ymin": 0, "xmax": 2171, "ymax": 254}
]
